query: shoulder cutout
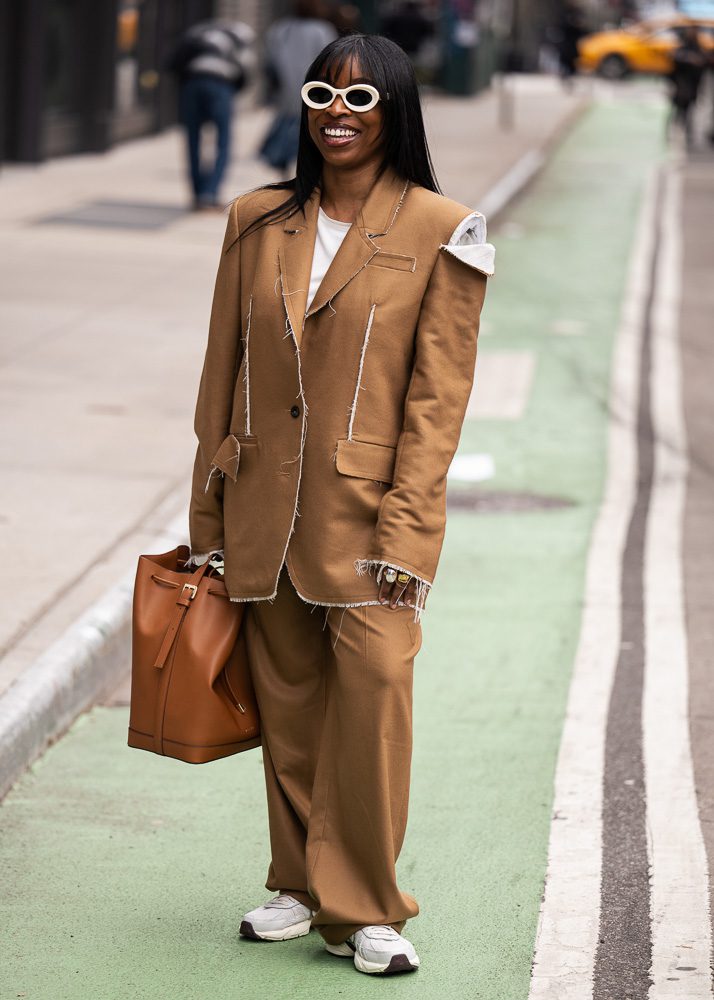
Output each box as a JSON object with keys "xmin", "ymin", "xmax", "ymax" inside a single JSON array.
[{"xmin": 439, "ymin": 210, "xmax": 495, "ymax": 277}]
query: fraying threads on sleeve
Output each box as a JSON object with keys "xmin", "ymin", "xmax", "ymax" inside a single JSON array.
[{"xmin": 354, "ymin": 558, "xmax": 431, "ymax": 623}]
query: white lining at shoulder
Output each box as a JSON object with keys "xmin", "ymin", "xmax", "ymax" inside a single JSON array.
[
  {"xmin": 439, "ymin": 210, "xmax": 495, "ymax": 277},
  {"xmin": 449, "ymin": 210, "xmax": 488, "ymax": 245}
]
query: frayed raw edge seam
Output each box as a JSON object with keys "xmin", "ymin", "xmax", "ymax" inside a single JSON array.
[
  {"xmin": 230, "ymin": 593, "xmax": 277, "ymax": 605},
  {"xmin": 225, "ymin": 568, "xmax": 416, "ymax": 617},
  {"xmin": 354, "ymin": 558, "xmax": 431, "ymax": 623},
  {"xmin": 305, "ymin": 255, "xmax": 377, "ymax": 319},
  {"xmin": 295, "ymin": 593, "xmax": 382, "ymax": 609},
  {"xmin": 231, "ymin": 561, "xmax": 381, "ymax": 611},
  {"xmin": 204, "ymin": 464, "xmax": 224, "ymax": 493},
  {"xmin": 273, "ymin": 271, "xmax": 308, "ymax": 595},
  {"xmin": 228, "ymin": 587, "xmax": 378, "ymax": 611},
  {"xmin": 244, "ymin": 295, "xmax": 252, "ymax": 435},
  {"xmin": 347, "ymin": 303, "xmax": 376, "ymax": 440},
  {"xmin": 439, "ymin": 241, "xmax": 495, "ymax": 277},
  {"xmin": 367, "ymin": 181, "xmax": 409, "ymax": 238}
]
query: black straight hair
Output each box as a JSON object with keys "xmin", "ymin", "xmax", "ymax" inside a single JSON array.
[{"xmin": 241, "ymin": 33, "xmax": 441, "ymax": 238}]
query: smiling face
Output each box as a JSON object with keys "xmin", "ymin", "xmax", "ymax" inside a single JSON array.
[{"xmin": 306, "ymin": 58, "xmax": 386, "ymax": 174}]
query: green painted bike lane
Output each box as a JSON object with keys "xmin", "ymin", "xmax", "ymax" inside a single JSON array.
[{"xmin": 0, "ymin": 99, "xmax": 664, "ymax": 1000}]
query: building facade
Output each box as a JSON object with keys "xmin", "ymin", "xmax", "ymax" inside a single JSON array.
[
  {"xmin": 0, "ymin": 0, "xmax": 270, "ymax": 164},
  {"xmin": 1, "ymin": 0, "xmax": 604, "ymax": 164}
]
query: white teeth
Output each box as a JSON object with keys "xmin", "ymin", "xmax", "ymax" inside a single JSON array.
[{"xmin": 323, "ymin": 127, "xmax": 357, "ymax": 138}]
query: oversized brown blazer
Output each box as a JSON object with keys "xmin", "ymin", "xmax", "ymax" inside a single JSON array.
[{"xmin": 188, "ymin": 166, "xmax": 494, "ymax": 614}]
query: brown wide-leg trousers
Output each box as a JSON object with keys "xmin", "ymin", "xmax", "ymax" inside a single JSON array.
[{"xmin": 243, "ymin": 565, "xmax": 422, "ymax": 946}]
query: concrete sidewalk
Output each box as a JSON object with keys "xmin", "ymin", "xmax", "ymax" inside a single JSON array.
[{"xmin": 0, "ymin": 75, "xmax": 586, "ymax": 792}]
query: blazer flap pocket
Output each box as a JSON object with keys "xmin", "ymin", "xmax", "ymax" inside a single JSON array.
[
  {"xmin": 367, "ymin": 251, "xmax": 416, "ymax": 272},
  {"xmin": 335, "ymin": 439, "xmax": 396, "ymax": 484},
  {"xmin": 210, "ymin": 434, "xmax": 241, "ymax": 482}
]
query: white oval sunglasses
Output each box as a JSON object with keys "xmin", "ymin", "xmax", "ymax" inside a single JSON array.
[{"xmin": 301, "ymin": 81, "xmax": 383, "ymax": 113}]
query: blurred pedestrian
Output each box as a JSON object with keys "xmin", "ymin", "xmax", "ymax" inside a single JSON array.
[
  {"xmin": 167, "ymin": 20, "xmax": 256, "ymax": 210},
  {"xmin": 556, "ymin": 0, "xmax": 585, "ymax": 87},
  {"xmin": 668, "ymin": 24, "xmax": 706, "ymax": 149},
  {"xmin": 187, "ymin": 32, "xmax": 493, "ymax": 976},
  {"xmin": 332, "ymin": 4, "xmax": 362, "ymax": 34},
  {"xmin": 260, "ymin": 1, "xmax": 337, "ymax": 176},
  {"xmin": 381, "ymin": 1, "xmax": 433, "ymax": 58}
]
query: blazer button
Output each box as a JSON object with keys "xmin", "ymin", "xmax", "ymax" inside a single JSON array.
[{"xmin": 290, "ymin": 405, "xmax": 300, "ymax": 418}]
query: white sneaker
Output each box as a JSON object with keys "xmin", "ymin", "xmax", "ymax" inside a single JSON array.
[
  {"xmin": 326, "ymin": 925, "xmax": 420, "ymax": 974},
  {"xmin": 239, "ymin": 893, "xmax": 315, "ymax": 941}
]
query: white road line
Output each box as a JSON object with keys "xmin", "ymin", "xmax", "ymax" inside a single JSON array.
[
  {"xmin": 644, "ymin": 167, "xmax": 713, "ymax": 999},
  {"xmin": 478, "ymin": 149, "xmax": 545, "ymax": 221},
  {"xmin": 447, "ymin": 452, "xmax": 495, "ymax": 482},
  {"xmin": 528, "ymin": 171, "xmax": 658, "ymax": 999}
]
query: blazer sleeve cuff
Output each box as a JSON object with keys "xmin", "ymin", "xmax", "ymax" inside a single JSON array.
[{"xmin": 354, "ymin": 558, "xmax": 432, "ymax": 622}]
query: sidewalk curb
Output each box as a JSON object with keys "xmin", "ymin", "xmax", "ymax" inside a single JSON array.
[
  {"xmin": 0, "ymin": 575, "xmax": 133, "ymax": 798},
  {"xmin": 0, "ymin": 515, "xmax": 186, "ymax": 799},
  {"xmin": 479, "ymin": 95, "xmax": 589, "ymax": 224},
  {"xmin": 0, "ymin": 93, "xmax": 589, "ymax": 801}
]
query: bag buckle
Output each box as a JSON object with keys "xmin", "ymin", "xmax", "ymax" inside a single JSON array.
[{"xmin": 182, "ymin": 583, "xmax": 198, "ymax": 601}]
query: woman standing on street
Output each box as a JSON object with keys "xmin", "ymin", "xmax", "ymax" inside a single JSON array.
[{"xmin": 188, "ymin": 33, "xmax": 494, "ymax": 976}]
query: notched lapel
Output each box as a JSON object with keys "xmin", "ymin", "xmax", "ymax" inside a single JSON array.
[
  {"xmin": 278, "ymin": 242, "xmax": 312, "ymax": 345},
  {"xmin": 306, "ymin": 226, "xmax": 378, "ymax": 319},
  {"xmin": 278, "ymin": 192, "xmax": 319, "ymax": 344},
  {"xmin": 278, "ymin": 171, "xmax": 411, "ymax": 329},
  {"xmin": 307, "ymin": 171, "xmax": 409, "ymax": 319}
]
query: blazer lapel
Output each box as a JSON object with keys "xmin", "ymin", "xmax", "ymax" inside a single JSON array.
[
  {"xmin": 278, "ymin": 169, "xmax": 411, "ymax": 333},
  {"xmin": 278, "ymin": 189, "xmax": 319, "ymax": 345},
  {"xmin": 305, "ymin": 223, "xmax": 378, "ymax": 319},
  {"xmin": 307, "ymin": 169, "xmax": 409, "ymax": 319}
]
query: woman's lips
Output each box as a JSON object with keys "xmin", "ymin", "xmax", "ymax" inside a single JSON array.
[{"xmin": 319, "ymin": 125, "xmax": 360, "ymax": 147}]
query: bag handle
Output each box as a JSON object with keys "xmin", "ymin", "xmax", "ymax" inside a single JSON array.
[{"xmin": 153, "ymin": 558, "xmax": 213, "ymax": 670}]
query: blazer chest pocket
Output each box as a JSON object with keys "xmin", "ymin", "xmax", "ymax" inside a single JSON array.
[
  {"xmin": 335, "ymin": 438, "xmax": 396, "ymax": 485},
  {"xmin": 210, "ymin": 433, "xmax": 257, "ymax": 482},
  {"xmin": 367, "ymin": 251, "xmax": 416, "ymax": 273}
]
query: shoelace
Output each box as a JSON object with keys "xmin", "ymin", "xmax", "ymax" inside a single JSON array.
[
  {"xmin": 357, "ymin": 925, "xmax": 402, "ymax": 941},
  {"xmin": 264, "ymin": 893, "xmax": 300, "ymax": 909}
]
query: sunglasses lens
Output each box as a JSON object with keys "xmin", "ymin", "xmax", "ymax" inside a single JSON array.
[
  {"xmin": 346, "ymin": 88, "xmax": 374, "ymax": 108},
  {"xmin": 305, "ymin": 85, "xmax": 333, "ymax": 106}
]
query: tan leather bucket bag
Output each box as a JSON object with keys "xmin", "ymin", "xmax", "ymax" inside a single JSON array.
[{"xmin": 128, "ymin": 545, "xmax": 261, "ymax": 763}]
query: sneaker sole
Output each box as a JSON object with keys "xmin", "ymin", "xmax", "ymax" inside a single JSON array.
[
  {"xmin": 239, "ymin": 918, "xmax": 312, "ymax": 942},
  {"xmin": 355, "ymin": 952, "xmax": 420, "ymax": 975}
]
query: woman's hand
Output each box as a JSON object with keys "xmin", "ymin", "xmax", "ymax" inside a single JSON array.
[{"xmin": 378, "ymin": 571, "xmax": 423, "ymax": 610}]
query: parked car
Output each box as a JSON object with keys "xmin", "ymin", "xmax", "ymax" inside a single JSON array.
[{"xmin": 577, "ymin": 17, "xmax": 714, "ymax": 78}]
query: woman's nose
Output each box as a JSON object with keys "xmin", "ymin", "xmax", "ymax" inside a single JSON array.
[{"xmin": 329, "ymin": 96, "xmax": 350, "ymax": 117}]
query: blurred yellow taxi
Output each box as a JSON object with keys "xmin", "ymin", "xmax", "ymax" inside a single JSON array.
[{"xmin": 578, "ymin": 17, "xmax": 714, "ymax": 78}]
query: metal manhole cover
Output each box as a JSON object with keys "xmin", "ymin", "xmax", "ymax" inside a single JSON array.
[
  {"xmin": 447, "ymin": 489, "xmax": 574, "ymax": 512},
  {"xmin": 38, "ymin": 200, "xmax": 186, "ymax": 230}
]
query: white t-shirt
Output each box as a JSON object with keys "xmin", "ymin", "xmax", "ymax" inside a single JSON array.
[{"xmin": 306, "ymin": 207, "xmax": 352, "ymax": 312}]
